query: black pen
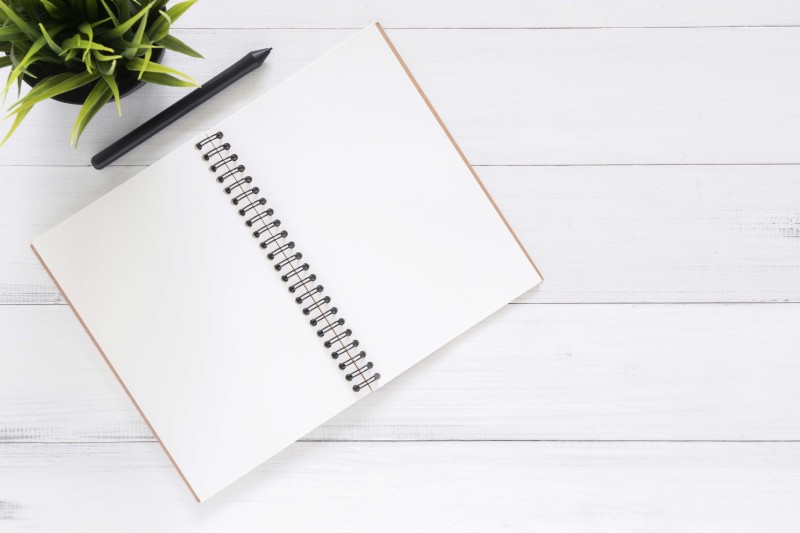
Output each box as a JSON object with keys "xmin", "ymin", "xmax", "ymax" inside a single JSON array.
[{"xmin": 91, "ymin": 48, "xmax": 272, "ymax": 170}]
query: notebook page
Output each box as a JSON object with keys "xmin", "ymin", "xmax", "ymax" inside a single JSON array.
[
  {"xmin": 32, "ymin": 137, "xmax": 362, "ymax": 501},
  {"xmin": 204, "ymin": 24, "xmax": 542, "ymax": 387}
]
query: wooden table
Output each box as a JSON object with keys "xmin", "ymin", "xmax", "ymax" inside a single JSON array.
[{"xmin": 2, "ymin": 2, "xmax": 799, "ymax": 530}]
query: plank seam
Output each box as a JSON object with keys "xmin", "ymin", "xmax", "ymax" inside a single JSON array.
[{"xmin": 2, "ymin": 439, "xmax": 800, "ymax": 444}]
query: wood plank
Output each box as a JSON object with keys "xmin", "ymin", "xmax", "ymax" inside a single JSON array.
[
  {"xmin": 2, "ymin": 303, "xmax": 799, "ymax": 442},
  {"xmin": 2, "ymin": 28, "xmax": 800, "ymax": 166},
  {"xmin": 0, "ymin": 441, "xmax": 798, "ymax": 531},
  {"xmin": 3, "ymin": 165, "xmax": 799, "ymax": 304},
  {"xmin": 498, "ymin": 165, "xmax": 800, "ymax": 303},
  {"xmin": 174, "ymin": 0, "xmax": 800, "ymax": 29}
]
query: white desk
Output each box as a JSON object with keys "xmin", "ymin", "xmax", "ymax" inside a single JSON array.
[{"xmin": 1, "ymin": 2, "xmax": 799, "ymax": 530}]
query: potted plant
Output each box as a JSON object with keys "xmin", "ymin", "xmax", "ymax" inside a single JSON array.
[{"xmin": 0, "ymin": 0, "xmax": 201, "ymax": 146}]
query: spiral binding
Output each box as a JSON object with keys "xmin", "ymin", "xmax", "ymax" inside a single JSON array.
[{"xmin": 196, "ymin": 131, "xmax": 381, "ymax": 392}]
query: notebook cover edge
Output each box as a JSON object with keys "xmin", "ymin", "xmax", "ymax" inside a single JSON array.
[
  {"xmin": 29, "ymin": 243, "xmax": 203, "ymax": 503},
  {"xmin": 373, "ymin": 22, "xmax": 543, "ymax": 282}
]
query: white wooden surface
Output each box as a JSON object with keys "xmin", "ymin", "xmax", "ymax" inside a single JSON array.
[{"xmin": 2, "ymin": 2, "xmax": 800, "ymax": 531}]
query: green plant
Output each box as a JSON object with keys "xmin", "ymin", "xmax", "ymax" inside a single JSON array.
[{"xmin": 0, "ymin": 0, "xmax": 201, "ymax": 146}]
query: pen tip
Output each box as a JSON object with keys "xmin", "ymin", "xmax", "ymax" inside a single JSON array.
[{"xmin": 251, "ymin": 47, "xmax": 272, "ymax": 64}]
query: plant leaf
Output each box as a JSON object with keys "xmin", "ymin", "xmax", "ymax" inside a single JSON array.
[
  {"xmin": 126, "ymin": 57, "xmax": 197, "ymax": 84},
  {"xmin": 157, "ymin": 34, "xmax": 202, "ymax": 58},
  {"xmin": 98, "ymin": 0, "xmax": 118, "ymax": 25},
  {"xmin": 95, "ymin": 54, "xmax": 117, "ymax": 73},
  {"xmin": 165, "ymin": 0, "xmax": 197, "ymax": 25},
  {"xmin": 0, "ymin": 26, "xmax": 27, "ymax": 40},
  {"xmin": 89, "ymin": 15, "xmax": 114, "ymax": 28},
  {"xmin": 115, "ymin": 38, "xmax": 160, "ymax": 59},
  {"xmin": 8, "ymin": 71, "xmax": 99, "ymax": 114},
  {"xmin": 39, "ymin": 23, "xmax": 64, "ymax": 54},
  {"xmin": 40, "ymin": 0, "xmax": 67, "ymax": 20},
  {"xmin": 0, "ymin": 0, "xmax": 39, "ymax": 40},
  {"xmin": 0, "ymin": 55, "xmax": 10, "ymax": 68},
  {"xmin": 152, "ymin": 0, "xmax": 170, "ymax": 11},
  {"xmin": 137, "ymin": 44, "xmax": 151, "ymax": 79},
  {"xmin": 3, "ymin": 35, "xmax": 46, "ymax": 93},
  {"xmin": 78, "ymin": 22, "xmax": 95, "ymax": 72},
  {"xmin": 78, "ymin": 22, "xmax": 93, "ymax": 40},
  {"xmin": 0, "ymin": 105, "xmax": 31, "ymax": 146},
  {"xmin": 138, "ymin": 71, "xmax": 196, "ymax": 87},
  {"xmin": 117, "ymin": 0, "xmax": 130, "ymax": 22},
  {"xmin": 14, "ymin": 0, "xmax": 40, "ymax": 20},
  {"xmin": 92, "ymin": 50, "xmax": 122, "ymax": 61},
  {"xmin": 60, "ymin": 34, "xmax": 115, "ymax": 54},
  {"xmin": 86, "ymin": 0, "xmax": 98, "ymax": 20},
  {"xmin": 71, "ymin": 79, "xmax": 112, "ymax": 146},
  {"xmin": 101, "ymin": 71, "xmax": 120, "ymax": 115},
  {"xmin": 3, "ymin": 56, "xmax": 12, "ymax": 106},
  {"xmin": 98, "ymin": 1, "xmax": 152, "ymax": 39},
  {"xmin": 124, "ymin": 6, "xmax": 149, "ymax": 58},
  {"xmin": 146, "ymin": 10, "xmax": 171, "ymax": 43}
]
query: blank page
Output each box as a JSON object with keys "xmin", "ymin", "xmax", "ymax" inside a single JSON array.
[{"xmin": 32, "ymin": 23, "xmax": 541, "ymax": 503}]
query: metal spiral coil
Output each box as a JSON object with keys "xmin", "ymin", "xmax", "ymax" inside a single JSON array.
[{"xmin": 196, "ymin": 131, "xmax": 381, "ymax": 392}]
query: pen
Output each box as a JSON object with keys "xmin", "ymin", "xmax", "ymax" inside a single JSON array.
[{"xmin": 91, "ymin": 47, "xmax": 272, "ymax": 170}]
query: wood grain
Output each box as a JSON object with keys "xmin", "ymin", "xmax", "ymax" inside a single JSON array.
[
  {"xmin": 173, "ymin": 0, "xmax": 800, "ymax": 29},
  {"xmin": 1, "ymin": 441, "xmax": 798, "ymax": 531},
  {"xmin": 2, "ymin": 303, "xmax": 799, "ymax": 442},
  {"xmin": 3, "ymin": 165, "xmax": 798, "ymax": 304},
  {"xmin": 2, "ymin": 28, "xmax": 800, "ymax": 166}
]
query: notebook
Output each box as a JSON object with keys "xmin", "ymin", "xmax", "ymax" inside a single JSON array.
[{"xmin": 31, "ymin": 23, "xmax": 542, "ymax": 501}]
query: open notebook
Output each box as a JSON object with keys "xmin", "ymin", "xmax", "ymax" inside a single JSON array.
[{"xmin": 32, "ymin": 23, "xmax": 542, "ymax": 501}]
